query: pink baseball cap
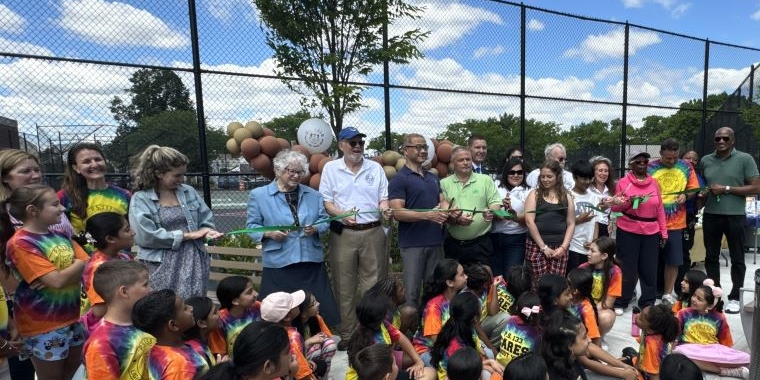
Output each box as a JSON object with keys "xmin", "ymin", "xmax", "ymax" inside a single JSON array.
[{"xmin": 261, "ymin": 290, "xmax": 306, "ymax": 322}]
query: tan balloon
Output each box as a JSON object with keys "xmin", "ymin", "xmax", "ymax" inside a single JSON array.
[
  {"xmin": 227, "ymin": 121, "xmax": 244, "ymax": 137},
  {"xmin": 226, "ymin": 138, "xmax": 241, "ymax": 157},
  {"xmin": 245, "ymin": 121, "xmax": 264, "ymax": 139},
  {"xmin": 233, "ymin": 127, "xmax": 253, "ymax": 144}
]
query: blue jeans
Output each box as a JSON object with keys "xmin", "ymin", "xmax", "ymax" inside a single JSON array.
[{"xmin": 490, "ymin": 232, "xmax": 527, "ymax": 277}]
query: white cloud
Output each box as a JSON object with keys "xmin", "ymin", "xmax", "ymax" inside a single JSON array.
[
  {"xmin": 751, "ymin": 9, "xmax": 760, "ymax": 21},
  {"xmin": 204, "ymin": 0, "xmax": 259, "ymax": 23},
  {"xmin": 621, "ymin": 0, "xmax": 691, "ymax": 18},
  {"xmin": 670, "ymin": 3, "xmax": 691, "ymax": 18},
  {"xmin": 563, "ymin": 28, "xmax": 661, "ymax": 62},
  {"xmin": 526, "ymin": 19, "xmax": 544, "ymax": 31},
  {"xmin": 686, "ymin": 67, "xmax": 753, "ymax": 95},
  {"xmin": 0, "ymin": 37, "xmax": 53, "ymax": 56},
  {"xmin": 472, "ymin": 45, "xmax": 505, "ymax": 59},
  {"xmin": 0, "ymin": 5, "xmax": 25, "ymax": 34},
  {"xmin": 404, "ymin": 2, "xmax": 504, "ymax": 50},
  {"xmin": 58, "ymin": 0, "xmax": 189, "ymax": 49}
]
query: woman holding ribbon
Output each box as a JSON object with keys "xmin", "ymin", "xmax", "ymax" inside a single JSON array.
[
  {"xmin": 128, "ymin": 145, "xmax": 222, "ymax": 299},
  {"xmin": 610, "ymin": 151, "xmax": 667, "ymax": 314},
  {"xmin": 246, "ymin": 149, "xmax": 339, "ymax": 326}
]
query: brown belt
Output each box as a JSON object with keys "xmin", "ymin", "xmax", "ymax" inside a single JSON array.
[{"xmin": 343, "ymin": 220, "xmax": 382, "ymax": 230}]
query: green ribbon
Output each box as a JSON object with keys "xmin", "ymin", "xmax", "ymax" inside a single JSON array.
[
  {"xmin": 661, "ymin": 187, "xmax": 707, "ymax": 196},
  {"xmin": 492, "ymin": 209, "xmax": 513, "ymax": 218},
  {"xmin": 224, "ymin": 225, "xmax": 301, "ymax": 236}
]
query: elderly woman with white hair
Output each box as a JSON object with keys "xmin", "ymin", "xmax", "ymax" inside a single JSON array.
[{"xmin": 246, "ymin": 149, "xmax": 339, "ymax": 326}]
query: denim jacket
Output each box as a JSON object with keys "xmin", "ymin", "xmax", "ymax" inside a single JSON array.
[
  {"xmin": 246, "ymin": 182, "xmax": 329, "ymax": 268},
  {"xmin": 129, "ymin": 184, "xmax": 215, "ymax": 263}
]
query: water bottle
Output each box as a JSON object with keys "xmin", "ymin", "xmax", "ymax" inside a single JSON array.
[{"xmin": 631, "ymin": 306, "xmax": 641, "ymax": 337}]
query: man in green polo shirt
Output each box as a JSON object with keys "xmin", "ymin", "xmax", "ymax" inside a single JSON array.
[
  {"xmin": 699, "ymin": 127, "xmax": 760, "ymax": 313},
  {"xmin": 440, "ymin": 146, "xmax": 502, "ymax": 265}
]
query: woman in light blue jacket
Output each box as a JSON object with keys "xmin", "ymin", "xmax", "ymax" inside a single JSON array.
[
  {"xmin": 129, "ymin": 145, "xmax": 222, "ymax": 299},
  {"xmin": 247, "ymin": 150, "xmax": 339, "ymax": 326}
]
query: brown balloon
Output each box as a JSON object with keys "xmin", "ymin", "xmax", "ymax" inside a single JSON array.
[
  {"xmin": 318, "ymin": 156, "xmax": 332, "ymax": 172},
  {"xmin": 259, "ymin": 136, "xmax": 281, "ymax": 157},
  {"xmin": 277, "ymin": 138, "xmax": 290, "ymax": 151},
  {"xmin": 435, "ymin": 161, "xmax": 449, "ymax": 178},
  {"xmin": 309, "ymin": 173, "xmax": 321, "ymax": 190},
  {"xmin": 436, "ymin": 144, "xmax": 453, "ymax": 163},
  {"xmin": 262, "ymin": 127, "xmax": 275, "ymax": 137},
  {"xmin": 309, "ymin": 153, "xmax": 326, "ymax": 173},
  {"xmin": 291, "ymin": 145, "xmax": 312, "ymax": 161},
  {"xmin": 240, "ymin": 138, "xmax": 261, "ymax": 161}
]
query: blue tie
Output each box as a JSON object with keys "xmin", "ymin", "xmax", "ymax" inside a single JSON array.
[{"xmin": 475, "ymin": 166, "xmax": 481, "ymax": 174}]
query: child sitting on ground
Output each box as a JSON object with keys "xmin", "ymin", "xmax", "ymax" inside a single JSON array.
[
  {"xmin": 353, "ymin": 344, "xmax": 398, "ymax": 380},
  {"xmin": 82, "ymin": 260, "xmax": 154, "ymax": 379},
  {"xmin": 209, "ymin": 275, "xmax": 261, "ymax": 358},
  {"xmin": 184, "ymin": 296, "xmax": 226, "ymax": 367},
  {"xmin": 133, "ymin": 289, "xmax": 209, "ymax": 380}
]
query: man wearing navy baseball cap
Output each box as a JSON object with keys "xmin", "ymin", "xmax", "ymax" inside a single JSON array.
[{"xmin": 319, "ymin": 126, "xmax": 392, "ymax": 349}]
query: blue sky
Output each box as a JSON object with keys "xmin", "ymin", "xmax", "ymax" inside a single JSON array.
[{"xmin": 1, "ymin": 0, "xmax": 759, "ymax": 144}]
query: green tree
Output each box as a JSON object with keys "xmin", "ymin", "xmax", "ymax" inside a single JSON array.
[
  {"xmin": 253, "ymin": 0, "xmax": 428, "ymax": 137},
  {"xmin": 265, "ymin": 110, "xmax": 315, "ymax": 145},
  {"xmin": 367, "ymin": 132, "xmax": 404, "ymax": 153},
  {"xmin": 437, "ymin": 113, "xmax": 561, "ymax": 172}
]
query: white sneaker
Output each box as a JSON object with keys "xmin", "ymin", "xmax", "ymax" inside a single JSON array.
[
  {"xmin": 719, "ymin": 366, "xmax": 749, "ymax": 379},
  {"xmin": 614, "ymin": 308, "xmax": 624, "ymax": 316},
  {"xmin": 662, "ymin": 294, "xmax": 675, "ymax": 305},
  {"xmin": 600, "ymin": 337, "xmax": 609, "ymax": 351},
  {"xmin": 725, "ymin": 300, "xmax": 741, "ymax": 314}
]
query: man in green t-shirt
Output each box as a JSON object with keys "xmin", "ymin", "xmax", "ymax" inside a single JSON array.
[{"xmin": 698, "ymin": 127, "xmax": 760, "ymax": 313}]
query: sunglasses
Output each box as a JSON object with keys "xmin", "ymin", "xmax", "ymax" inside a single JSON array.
[
  {"xmin": 507, "ymin": 170, "xmax": 524, "ymax": 176},
  {"xmin": 511, "ymin": 156, "xmax": 523, "ymax": 160},
  {"xmin": 631, "ymin": 159, "xmax": 649, "ymax": 165},
  {"xmin": 714, "ymin": 136, "xmax": 730, "ymax": 142},
  {"xmin": 347, "ymin": 140, "xmax": 365, "ymax": 147}
]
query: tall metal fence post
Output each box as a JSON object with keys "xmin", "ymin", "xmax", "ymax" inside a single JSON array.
[
  {"xmin": 382, "ymin": 0, "xmax": 391, "ymax": 151},
  {"xmin": 700, "ymin": 40, "xmax": 709, "ymax": 156},
  {"xmin": 187, "ymin": 0, "xmax": 212, "ymax": 206},
  {"xmin": 519, "ymin": 4, "xmax": 526, "ymax": 150},
  {"xmin": 620, "ymin": 22, "xmax": 629, "ymax": 177},
  {"xmin": 751, "ymin": 269, "xmax": 760, "ymax": 378}
]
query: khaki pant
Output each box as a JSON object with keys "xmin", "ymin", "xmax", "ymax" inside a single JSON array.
[{"xmin": 328, "ymin": 226, "xmax": 388, "ymax": 339}]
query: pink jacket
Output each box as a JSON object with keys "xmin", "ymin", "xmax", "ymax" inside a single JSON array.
[{"xmin": 611, "ymin": 172, "xmax": 667, "ymax": 238}]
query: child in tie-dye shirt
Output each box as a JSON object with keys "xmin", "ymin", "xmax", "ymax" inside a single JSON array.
[
  {"xmin": 347, "ymin": 292, "xmax": 433, "ymax": 380},
  {"xmin": 133, "ymin": 289, "xmax": 209, "ymax": 380},
  {"xmin": 497, "ymin": 292, "xmax": 541, "ymax": 366},
  {"xmin": 80, "ymin": 212, "xmax": 134, "ymax": 332},
  {"xmin": 209, "ymin": 276, "xmax": 261, "ymax": 358},
  {"xmin": 673, "ymin": 282, "xmax": 750, "ymax": 378},
  {"xmin": 567, "ymin": 267, "xmax": 601, "ymax": 347},
  {"xmin": 627, "ymin": 304, "xmax": 678, "ymax": 380},
  {"xmin": 184, "ymin": 296, "xmax": 224, "ymax": 367},
  {"xmin": 0, "ymin": 185, "xmax": 89, "ymax": 380},
  {"xmin": 431, "ymin": 292, "xmax": 501, "ymax": 380},
  {"xmin": 83, "ymin": 260, "xmax": 154, "ymax": 380},
  {"xmin": 578, "ymin": 236, "xmax": 621, "ymax": 337},
  {"xmin": 464, "ymin": 264, "xmax": 507, "ymax": 350},
  {"xmin": 412, "ymin": 260, "xmax": 467, "ymax": 357}
]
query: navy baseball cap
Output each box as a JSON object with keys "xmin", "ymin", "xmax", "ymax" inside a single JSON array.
[{"xmin": 337, "ymin": 127, "xmax": 366, "ymax": 141}]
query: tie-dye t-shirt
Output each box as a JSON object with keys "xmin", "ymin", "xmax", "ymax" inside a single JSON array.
[
  {"xmin": 83, "ymin": 321, "xmax": 156, "ymax": 380},
  {"xmin": 288, "ymin": 327, "xmax": 316, "ymax": 380},
  {"xmin": 677, "ymin": 308, "xmax": 733, "ymax": 346},
  {"xmin": 346, "ymin": 321, "xmax": 401, "ymax": 380},
  {"xmin": 436, "ymin": 333, "xmax": 482, "ymax": 380},
  {"xmin": 185, "ymin": 339, "xmax": 215, "ymax": 368},
  {"xmin": 0, "ymin": 286, "xmax": 8, "ymax": 340},
  {"xmin": 81, "ymin": 250, "xmax": 132, "ymax": 313},
  {"xmin": 58, "ymin": 184, "xmax": 131, "ymax": 234},
  {"xmin": 569, "ymin": 299, "xmax": 600, "ymax": 340},
  {"xmin": 648, "ymin": 159, "xmax": 699, "ymax": 230},
  {"xmin": 413, "ymin": 294, "xmax": 451, "ymax": 354},
  {"xmin": 497, "ymin": 316, "xmax": 541, "ymax": 366},
  {"xmin": 637, "ymin": 332, "xmax": 672, "ymax": 379},
  {"xmin": 6, "ymin": 229, "xmax": 89, "ymax": 336},
  {"xmin": 494, "ymin": 278, "xmax": 515, "ymax": 314},
  {"xmin": 208, "ymin": 302, "xmax": 261, "ymax": 357},
  {"xmin": 579, "ymin": 263, "xmax": 622, "ymax": 304},
  {"xmin": 147, "ymin": 344, "xmax": 209, "ymax": 380}
]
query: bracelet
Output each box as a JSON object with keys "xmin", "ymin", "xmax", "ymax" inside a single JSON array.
[{"xmin": 0, "ymin": 340, "xmax": 8, "ymax": 350}]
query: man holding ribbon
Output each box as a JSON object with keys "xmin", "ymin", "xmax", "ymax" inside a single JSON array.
[
  {"xmin": 319, "ymin": 126, "xmax": 391, "ymax": 348},
  {"xmin": 648, "ymin": 138, "xmax": 699, "ymax": 305},
  {"xmin": 389, "ymin": 133, "xmax": 449, "ymax": 308},
  {"xmin": 441, "ymin": 146, "xmax": 502, "ymax": 266},
  {"xmin": 246, "ymin": 149, "xmax": 339, "ymax": 326}
]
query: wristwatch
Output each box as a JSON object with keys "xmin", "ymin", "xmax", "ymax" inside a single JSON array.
[{"xmin": 726, "ymin": 186, "xmax": 731, "ymax": 194}]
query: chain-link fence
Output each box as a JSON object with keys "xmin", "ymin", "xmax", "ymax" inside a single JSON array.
[{"xmin": 1, "ymin": 0, "xmax": 759, "ymax": 231}]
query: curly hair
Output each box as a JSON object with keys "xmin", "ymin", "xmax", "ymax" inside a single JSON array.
[
  {"xmin": 130, "ymin": 145, "xmax": 188, "ymax": 191},
  {"xmin": 642, "ymin": 304, "xmax": 679, "ymax": 342}
]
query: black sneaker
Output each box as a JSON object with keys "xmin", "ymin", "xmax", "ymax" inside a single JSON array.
[{"xmin": 337, "ymin": 339, "xmax": 349, "ymax": 351}]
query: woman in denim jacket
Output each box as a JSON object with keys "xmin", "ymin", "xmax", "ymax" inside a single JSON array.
[
  {"xmin": 247, "ymin": 150, "xmax": 339, "ymax": 326},
  {"xmin": 129, "ymin": 145, "xmax": 222, "ymax": 299}
]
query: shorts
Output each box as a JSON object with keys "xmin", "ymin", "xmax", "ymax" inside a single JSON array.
[
  {"xmin": 662, "ymin": 230, "xmax": 684, "ymax": 266},
  {"xmin": 22, "ymin": 323, "xmax": 85, "ymax": 361}
]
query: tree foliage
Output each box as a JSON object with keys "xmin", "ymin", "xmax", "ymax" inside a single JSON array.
[
  {"xmin": 367, "ymin": 131, "xmax": 404, "ymax": 153},
  {"xmin": 264, "ymin": 110, "xmax": 316, "ymax": 145},
  {"xmin": 253, "ymin": 0, "xmax": 428, "ymax": 137},
  {"xmin": 110, "ymin": 69, "xmax": 194, "ymax": 131}
]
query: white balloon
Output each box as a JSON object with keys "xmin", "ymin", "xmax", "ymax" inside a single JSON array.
[
  {"xmin": 297, "ymin": 118, "xmax": 334, "ymax": 154},
  {"xmin": 422, "ymin": 136, "xmax": 435, "ymax": 167}
]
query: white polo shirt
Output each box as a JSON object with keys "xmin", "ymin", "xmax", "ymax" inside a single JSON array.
[{"xmin": 319, "ymin": 158, "xmax": 389, "ymax": 223}]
